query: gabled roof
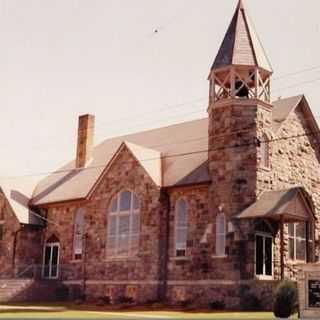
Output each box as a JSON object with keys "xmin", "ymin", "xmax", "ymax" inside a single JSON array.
[
  {"xmin": 272, "ymin": 95, "xmax": 320, "ymax": 141},
  {"xmin": 117, "ymin": 142, "xmax": 162, "ymax": 186},
  {"xmin": 272, "ymin": 95, "xmax": 304, "ymax": 132},
  {"xmin": 212, "ymin": 0, "xmax": 272, "ymax": 72},
  {"xmin": 31, "ymin": 118, "xmax": 209, "ymax": 206},
  {"xmin": 236, "ymin": 187, "xmax": 315, "ymax": 222},
  {"xmin": 28, "ymin": 93, "xmax": 318, "ymax": 207},
  {"xmin": 0, "ymin": 177, "xmax": 43, "ymax": 225}
]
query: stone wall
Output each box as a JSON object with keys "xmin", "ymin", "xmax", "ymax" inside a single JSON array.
[
  {"xmin": 257, "ymin": 104, "xmax": 320, "ymax": 279},
  {"xmin": 43, "ymin": 146, "xmax": 164, "ymax": 303},
  {"xmin": 0, "ymin": 192, "xmax": 42, "ymax": 278}
]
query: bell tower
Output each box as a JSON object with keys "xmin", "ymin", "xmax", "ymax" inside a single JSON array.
[
  {"xmin": 209, "ymin": 0, "xmax": 272, "ymax": 105},
  {"xmin": 208, "ymin": 0, "xmax": 273, "ymax": 224}
]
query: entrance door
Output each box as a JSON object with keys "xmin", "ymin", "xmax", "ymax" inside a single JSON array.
[
  {"xmin": 43, "ymin": 242, "xmax": 60, "ymax": 279},
  {"xmin": 255, "ymin": 234, "xmax": 273, "ymax": 277}
]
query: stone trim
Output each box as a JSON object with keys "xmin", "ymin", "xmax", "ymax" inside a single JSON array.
[
  {"xmin": 63, "ymin": 279, "xmax": 279, "ymax": 286},
  {"xmin": 86, "ymin": 280, "xmax": 161, "ymax": 285}
]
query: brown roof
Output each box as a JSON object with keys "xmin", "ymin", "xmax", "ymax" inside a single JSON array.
[
  {"xmin": 236, "ymin": 187, "xmax": 315, "ymax": 222},
  {"xmin": 272, "ymin": 95, "xmax": 304, "ymax": 132},
  {"xmin": 30, "ymin": 94, "xmax": 313, "ymax": 206},
  {"xmin": 212, "ymin": 0, "xmax": 272, "ymax": 72},
  {"xmin": 0, "ymin": 177, "xmax": 43, "ymax": 225},
  {"xmin": 31, "ymin": 118, "xmax": 210, "ymax": 205}
]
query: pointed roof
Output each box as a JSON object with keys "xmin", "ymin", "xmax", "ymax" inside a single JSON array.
[
  {"xmin": 237, "ymin": 187, "xmax": 315, "ymax": 222},
  {"xmin": 212, "ymin": 0, "xmax": 272, "ymax": 72}
]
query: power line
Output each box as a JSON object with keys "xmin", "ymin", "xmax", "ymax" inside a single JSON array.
[{"xmin": 2, "ymin": 128, "xmax": 320, "ymax": 180}]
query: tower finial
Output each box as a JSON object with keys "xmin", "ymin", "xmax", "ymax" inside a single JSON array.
[{"xmin": 238, "ymin": 0, "xmax": 244, "ymax": 9}]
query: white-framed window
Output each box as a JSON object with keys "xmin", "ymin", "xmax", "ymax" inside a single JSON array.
[
  {"xmin": 175, "ymin": 199, "xmax": 188, "ymax": 257},
  {"xmin": 107, "ymin": 190, "xmax": 140, "ymax": 258},
  {"xmin": 216, "ymin": 213, "xmax": 226, "ymax": 256},
  {"xmin": 73, "ymin": 208, "xmax": 85, "ymax": 260},
  {"xmin": 261, "ymin": 134, "xmax": 270, "ymax": 168},
  {"xmin": 288, "ymin": 222, "xmax": 306, "ymax": 261},
  {"xmin": 255, "ymin": 233, "xmax": 273, "ymax": 277}
]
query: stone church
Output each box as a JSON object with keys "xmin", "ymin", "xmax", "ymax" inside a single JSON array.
[{"xmin": 0, "ymin": 0, "xmax": 319, "ymax": 309}]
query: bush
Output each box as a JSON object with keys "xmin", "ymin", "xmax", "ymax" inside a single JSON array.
[
  {"xmin": 209, "ymin": 300, "xmax": 225, "ymax": 310},
  {"xmin": 273, "ymin": 280, "xmax": 298, "ymax": 318},
  {"xmin": 117, "ymin": 295, "xmax": 135, "ymax": 304},
  {"xmin": 96, "ymin": 296, "xmax": 111, "ymax": 306},
  {"xmin": 241, "ymin": 292, "xmax": 261, "ymax": 311}
]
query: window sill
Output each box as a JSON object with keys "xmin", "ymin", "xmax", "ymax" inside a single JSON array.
[
  {"xmin": 170, "ymin": 257, "xmax": 191, "ymax": 261},
  {"xmin": 70, "ymin": 259, "xmax": 82, "ymax": 264},
  {"xmin": 105, "ymin": 257, "xmax": 140, "ymax": 262},
  {"xmin": 287, "ymin": 259, "xmax": 306, "ymax": 265},
  {"xmin": 255, "ymin": 275, "xmax": 274, "ymax": 281},
  {"xmin": 211, "ymin": 255, "xmax": 228, "ymax": 259}
]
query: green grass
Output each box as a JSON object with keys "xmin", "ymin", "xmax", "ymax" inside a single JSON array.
[{"xmin": 0, "ymin": 303, "xmax": 296, "ymax": 319}]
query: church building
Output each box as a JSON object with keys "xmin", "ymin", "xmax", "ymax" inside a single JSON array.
[{"xmin": 0, "ymin": 0, "xmax": 319, "ymax": 309}]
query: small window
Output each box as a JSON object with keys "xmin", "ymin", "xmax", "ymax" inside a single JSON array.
[
  {"xmin": 175, "ymin": 199, "xmax": 188, "ymax": 257},
  {"xmin": 107, "ymin": 190, "xmax": 140, "ymax": 258},
  {"xmin": 261, "ymin": 134, "xmax": 270, "ymax": 168},
  {"xmin": 216, "ymin": 213, "xmax": 226, "ymax": 256},
  {"xmin": 73, "ymin": 208, "xmax": 85, "ymax": 260},
  {"xmin": 288, "ymin": 222, "xmax": 306, "ymax": 261}
]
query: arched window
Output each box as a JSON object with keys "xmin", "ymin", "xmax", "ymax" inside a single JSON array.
[
  {"xmin": 261, "ymin": 134, "xmax": 270, "ymax": 168},
  {"xmin": 216, "ymin": 213, "xmax": 226, "ymax": 256},
  {"xmin": 107, "ymin": 190, "xmax": 140, "ymax": 258},
  {"xmin": 175, "ymin": 199, "xmax": 188, "ymax": 257},
  {"xmin": 73, "ymin": 208, "xmax": 85, "ymax": 260}
]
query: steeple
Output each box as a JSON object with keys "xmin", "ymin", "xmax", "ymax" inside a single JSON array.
[
  {"xmin": 208, "ymin": 0, "xmax": 272, "ymax": 104},
  {"xmin": 212, "ymin": 0, "xmax": 272, "ymax": 72}
]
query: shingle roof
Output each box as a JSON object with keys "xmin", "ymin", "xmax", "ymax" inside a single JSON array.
[
  {"xmin": 31, "ymin": 118, "xmax": 210, "ymax": 205},
  {"xmin": 29, "ymin": 94, "xmax": 313, "ymax": 206},
  {"xmin": 0, "ymin": 177, "xmax": 43, "ymax": 225},
  {"xmin": 212, "ymin": 0, "xmax": 272, "ymax": 72},
  {"xmin": 236, "ymin": 187, "xmax": 315, "ymax": 221},
  {"xmin": 272, "ymin": 95, "xmax": 304, "ymax": 132}
]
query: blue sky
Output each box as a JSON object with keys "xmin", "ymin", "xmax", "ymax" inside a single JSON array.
[{"xmin": 1, "ymin": 0, "xmax": 320, "ymax": 177}]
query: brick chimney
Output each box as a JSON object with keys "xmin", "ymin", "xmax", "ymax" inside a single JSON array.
[{"xmin": 76, "ymin": 114, "xmax": 95, "ymax": 168}]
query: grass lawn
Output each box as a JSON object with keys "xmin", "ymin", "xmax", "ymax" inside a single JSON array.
[{"xmin": 0, "ymin": 303, "xmax": 298, "ymax": 319}]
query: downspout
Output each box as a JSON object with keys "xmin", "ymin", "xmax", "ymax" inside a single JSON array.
[{"xmin": 159, "ymin": 188, "xmax": 170, "ymax": 302}]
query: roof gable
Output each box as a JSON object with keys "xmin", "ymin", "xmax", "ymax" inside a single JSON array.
[
  {"xmin": 0, "ymin": 178, "xmax": 43, "ymax": 225},
  {"xmin": 237, "ymin": 187, "xmax": 315, "ymax": 222}
]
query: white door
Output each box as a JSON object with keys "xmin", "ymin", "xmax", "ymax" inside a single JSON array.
[{"xmin": 43, "ymin": 242, "xmax": 60, "ymax": 279}]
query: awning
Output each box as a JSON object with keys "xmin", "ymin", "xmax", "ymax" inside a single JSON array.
[{"xmin": 236, "ymin": 187, "xmax": 315, "ymax": 222}]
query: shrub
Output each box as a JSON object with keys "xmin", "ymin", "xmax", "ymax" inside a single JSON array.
[
  {"xmin": 96, "ymin": 296, "xmax": 111, "ymax": 306},
  {"xmin": 117, "ymin": 295, "xmax": 135, "ymax": 304},
  {"xmin": 241, "ymin": 292, "xmax": 261, "ymax": 311},
  {"xmin": 273, "ymin": 280, "xmax": 298, "ymax": 318},
  {"xmin": 209, "ymin": 300, "xmax": 226, "ymax": 310}
]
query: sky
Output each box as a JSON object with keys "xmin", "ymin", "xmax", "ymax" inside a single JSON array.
[{"xmin": 1, "ymin": 0, "xmax": 320, "ymax": 178}]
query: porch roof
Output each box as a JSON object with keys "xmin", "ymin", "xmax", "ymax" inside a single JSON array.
[{"xmin": 236, "ymin": 187, "xmax": 315, "ymax": 222}]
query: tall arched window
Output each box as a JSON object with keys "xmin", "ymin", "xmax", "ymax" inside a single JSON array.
[
  {"xmin": 216, "ymin": 213, "xmax": 226, "ymax": 256},
  {"xmin": 73, "ymin": 208, "xmax": 85, "ymax": 260},
  {"xmin": 107, "ymin": 190, "xmax": 140, "ymax": 258},
  {"xmin": 261, "ymin": 134, "xmax": 270, "ymax": 168},
  {"xmin": 175, "ymin": 199, "xmax": 188, "ymax": 257}
]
